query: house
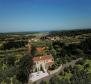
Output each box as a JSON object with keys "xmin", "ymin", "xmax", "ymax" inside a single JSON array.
[
  {"xmin": 29, "ymin": 55, "xmax": 54, "ymax": 82},
  {"xmin": 26, "ymin": 40, "xmax": 54, "ymax": 72},
  {"xmin": 27, "ymin": 41, "xmax": 54, "ymax": 82},
  {"xmin": 32, "ymin": 55, "xmax": 54, "ymax": 72},
  {"xmin": 45, "ymin": 36, "xmax": 60, "ymax": 41},
  {"xmin": 31, "ymin": 38, "xmax": 39, "ymax": 42}
]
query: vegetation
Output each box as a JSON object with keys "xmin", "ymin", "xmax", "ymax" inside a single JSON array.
[
  {"xmin": 0, "ymin": 29, "xmax": 91, "ymax": 84},
  {"xmin": 48, "ymin": 59, "xmax": 91, "ymax": 84},
  {"xmin": 0, "ymin": 40, "xmax": 27, "ymax": 50},
  {"xmin": 16, "ymin": 54, "xmax": 33, "ymax": 84},
  {"xmin": 39, "ymin": 29, "xmax": 91, "ymax": 84}
]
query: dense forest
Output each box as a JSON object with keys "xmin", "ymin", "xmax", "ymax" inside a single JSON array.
[
  {"xmin": 0, "ymin": 40, "xmax": 27, "ymax": 50},
  {"xmin": 49, "ymin": 29, "xmax": 91, "ymax": 36}
]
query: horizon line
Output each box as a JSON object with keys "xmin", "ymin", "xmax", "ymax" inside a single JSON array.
[{"xmin": 0, "ymin": 28, "xmax": 91, "ymax": 34}]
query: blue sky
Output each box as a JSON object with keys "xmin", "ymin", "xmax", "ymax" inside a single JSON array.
[{"xmin": 0, "ymin": 0, "xmax": 91, "ymax": 32}]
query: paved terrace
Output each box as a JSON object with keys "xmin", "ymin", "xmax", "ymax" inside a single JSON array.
[{"xmin": 29, "ymin": 71, "xmax": 49, "ymax": 82}]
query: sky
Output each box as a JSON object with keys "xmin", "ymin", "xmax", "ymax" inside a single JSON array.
[{"xmin": 0, "ymin": 0, "xmax": 91, "ymax": 32}]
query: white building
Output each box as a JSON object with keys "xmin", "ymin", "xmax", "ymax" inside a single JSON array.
[{"xmin": 29, "ymin": 55, "xmax": 54, "ymax": 83}]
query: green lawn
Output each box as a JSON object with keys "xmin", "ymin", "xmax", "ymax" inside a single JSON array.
[
  {"xmin": 85, "ymin": 59, "xmax": 91, "ymax": 73},
  {"xmin": 75, "ymin": 59, "xmax": 91, "ymax": 73},
  {"xmin": 64, "ymin": 72, "xmax": 72, "ymax": 79},
  {"xmin": 76, "ymin": 64, "xmax": 83, "ymax": 71},
  {"xmin": 59, "ymin": 72, "xmax": 72, "ymax": 80}
]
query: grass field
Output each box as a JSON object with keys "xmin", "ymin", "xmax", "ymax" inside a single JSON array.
[{"xmin": 85, "ymin": 59, "xmax": 91, "ymax": 73}]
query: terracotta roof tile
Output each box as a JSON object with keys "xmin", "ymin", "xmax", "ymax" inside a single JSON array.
[
  {"xmin": 36, "ymin": 47, "xmax": 45, "ymax": 52},
  {"xmin": 33, "ymin": 55, "xmax": 53, "ymax": 61}
]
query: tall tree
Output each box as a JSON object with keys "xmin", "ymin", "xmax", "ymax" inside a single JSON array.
[{"xmin": 16, "ymin": 54, "xmax": 33, "ymax": 84}]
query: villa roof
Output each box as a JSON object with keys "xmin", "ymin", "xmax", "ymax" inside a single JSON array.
[{"xmin": 33, "ymin": 55, "xmax": 53, "ymax": 61}]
